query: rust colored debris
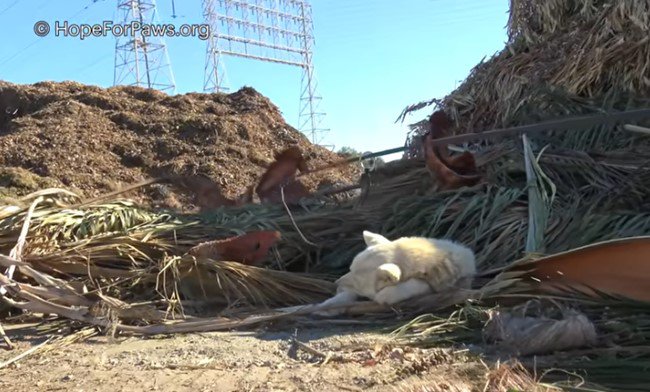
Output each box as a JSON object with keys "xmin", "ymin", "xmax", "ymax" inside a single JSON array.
[
  {"xmin": 187, "ymin": 230, "xmax": 282, "ymax": 266},
  {"xmin": 254, "ymin": 146, "xmax": 311, "ymax": 204},
  {"xmin": 422, "ymin": 111, "xmax": 481, "ymax": 191},
  {"xmin": 171, "ymin": 174, "xmax": 240, "ymax": 210}
]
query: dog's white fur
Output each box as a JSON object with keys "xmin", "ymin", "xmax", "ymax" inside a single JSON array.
[{"xmin": 315, "ymin": 231, "xmax": 476, "ymax": 315}]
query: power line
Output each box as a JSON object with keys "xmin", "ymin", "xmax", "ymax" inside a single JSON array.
[
  {"xmin": 72, "ymin": 53, "xmax": 113, "ymax": 76},
  {"xmin": 0, "ymin": 0, "xmax": 20, "ymax": 17},
  {"xmin": 0, "ymin": 40, "xmax": 40, "ymax": 69},
  {"xmin": 317, "ymin": 2, "xmax": 503, "ymax": 44},
  {"xmin": 0, "ymin": 0, "xmax": 102, "ymax": 72}
]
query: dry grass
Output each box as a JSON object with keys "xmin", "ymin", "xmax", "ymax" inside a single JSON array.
[
  {"xmin": 484, "ymin": 360, "xmax": 560, "ymax": 392},
  {"xmin": 394, "ymin": 359, "xmax": 559, "ymax": 392}
]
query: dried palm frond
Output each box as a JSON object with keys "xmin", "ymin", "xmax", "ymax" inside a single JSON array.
[
  {"xmin": 172, "ymin": 256, "xmax": 335, "ymax": 308},
  {"xmin": 411, "ymin": 5, "xmax": 650, "ymax": 145}
]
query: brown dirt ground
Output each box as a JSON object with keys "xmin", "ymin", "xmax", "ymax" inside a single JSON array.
[
  {"xmin": 0, "ymin": 322, "xmax": 490, "ymax": 392},
  {"xmin": 0, "ymin": 81, "xmax": 361, "ymax": 210}
]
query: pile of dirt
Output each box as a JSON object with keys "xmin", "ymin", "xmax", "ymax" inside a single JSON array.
[{"xmin": 0, "ymin": 80, "xmax": 360, "ymax": 209}]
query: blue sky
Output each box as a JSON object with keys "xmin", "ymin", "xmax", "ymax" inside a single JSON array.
[{"xmin": 0, "ymin": 0, "xmax": 509, "ymax": 159}]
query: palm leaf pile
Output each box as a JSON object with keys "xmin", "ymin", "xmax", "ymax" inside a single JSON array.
[
  {"xmin": 1, "ymin": 115, "xmax": 650, "ymax": 388},
  {"xmin": 402, "ymin": 0, "xmax": 650, "ymax": 133},
  {"xmin": 2, "ymin": 0, "xmax": 650, "ymax": 390},
  {"xmin": 385, "ymin": 0, "xmax": 650, "ymax": 389}
]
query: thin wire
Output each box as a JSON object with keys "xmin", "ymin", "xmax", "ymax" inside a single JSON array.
[
  {"xmin": 0, "ymin": 0, "xmax": 20, "ymax": 16},
  {"xmin": 280, "ymin": 186, "xmax": 317, "ymax": 246},
  {"xmin": 0, "ymin": 0, "xmax": 101, "ymax": 71},
  {"xmin": 0, "ymin": 40, "xmax": 41, "ymax": 69},
  {"xmin": 71, "ymin": 53, "xmax": 114, "ymax": 76}
]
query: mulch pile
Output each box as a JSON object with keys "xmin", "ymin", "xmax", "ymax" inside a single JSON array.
[{"xmin": 0, "ymin": 81, "xmax": 360, "ymax": 209}]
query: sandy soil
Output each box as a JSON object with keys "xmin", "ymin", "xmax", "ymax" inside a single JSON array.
[{"xmin": 0, "ymin": 322, "xmax": 486, "ymax": 392}]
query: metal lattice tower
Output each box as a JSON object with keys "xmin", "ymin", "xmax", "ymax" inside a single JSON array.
[
  {"xmin": 202, "ymin": 0, "xmax": 327, "ymax": 144},
  {"xmin": 202, "ymin": 0, "xmax": 229, "ymax": 94},
  {"xmin": 114, "ymin": 0, "xmax": 176, "ymax": 93}
]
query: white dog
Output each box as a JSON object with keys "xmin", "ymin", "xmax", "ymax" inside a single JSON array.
[{"xmin": 315, "ymin": 231, "xmax": 476, "ymax": 315}]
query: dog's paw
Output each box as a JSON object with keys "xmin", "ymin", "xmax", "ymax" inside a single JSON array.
[
  {"xmin": 373, "ymin": 287, "xmax": 399, "ymax": 306},
  {"xmin": 373, "ymin": 279, "xmax": 432, "ymax": 306},
  {"xmin": 312, "ymin": 291, "xmax": 359, "ymax": 317},
  {"xmin": 312, "ymin": 307, "xmax": 344, "ymax": 318},
  {"xmin": 311, "ymin": 301, "xmax": 350, "ymax": 317}
]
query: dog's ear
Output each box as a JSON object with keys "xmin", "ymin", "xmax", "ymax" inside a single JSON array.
[{"xmin": 363, "ymin": 231, "xmax": 390, "ymax": 247}]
